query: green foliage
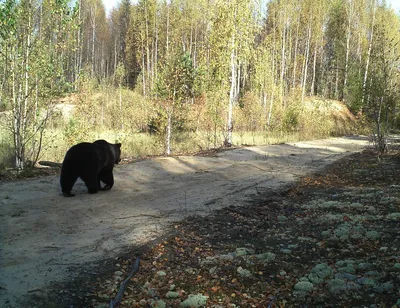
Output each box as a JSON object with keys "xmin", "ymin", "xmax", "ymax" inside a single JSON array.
[
  {"xmin": 0, "ymin": 0, "xmax": 17, "ymax": 40},
  {"xmin": 0, "ymin": 129, "xmax": 14, "ymax": 172},
  {"xmin": 155, "ymin": 52, "xmax": 197, "ymax": 102},
  {"xmin": 63, "ymin": 118, "xmax": 90, "ymax": 147},
  {"xmin": 282, "ymin": 106, "xmax": 300, "ymax": 133},
  {"xmin": 4, "ymin": 0, "xmax": 400, "ymax": 167}
]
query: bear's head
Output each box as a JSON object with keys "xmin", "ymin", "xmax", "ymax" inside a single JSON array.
[
  {"xmin": 114, "ymin": 143, "xmax": 122, "ymax": 164},
  {"xmin": 94, "ymin": 140, "xmax": 122, "ymax": 165}
]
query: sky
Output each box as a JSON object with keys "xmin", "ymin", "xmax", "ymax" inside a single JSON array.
[
  {"xmin": 388, "ymin": 0, "xmax": 400, "ymax": 13},
  {"xmin": 101, "ymin": 0, "xmax": 400, "ymax": 15},
  {"xmin": 102, "ymin": 0, "xmax": 119, "ymax": 15}
]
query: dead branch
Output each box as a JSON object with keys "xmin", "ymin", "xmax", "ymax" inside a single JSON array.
[
  {"xmin": 38, "ymin": 161, "xmax": 62, "ymax": 168},
  {"xmin": 109, "ymin": 256, "xmax": 140, "ymax": 308}
]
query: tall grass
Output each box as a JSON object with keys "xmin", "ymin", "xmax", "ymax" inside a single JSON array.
[
  {"xmin": 0, "ymin": 124, "xmax": 357, "ymax": 168},
  {"xmin": 0, "ymin": 127, "xmax": 14, "ymax": 171}
]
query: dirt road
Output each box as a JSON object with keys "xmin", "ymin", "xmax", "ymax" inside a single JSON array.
[{"xmin": 0, "ymin": 136, "xmax": 369, "ymax": 307}]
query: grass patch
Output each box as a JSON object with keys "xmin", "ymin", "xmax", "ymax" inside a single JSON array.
[{"xmin": 0, "ymin": 127, "xmax": 354, "ymax": 167}]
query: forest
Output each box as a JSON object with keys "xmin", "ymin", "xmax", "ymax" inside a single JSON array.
[{"xmin": 0, "ymin": 0, "xmax": 400, "ymax": 170}]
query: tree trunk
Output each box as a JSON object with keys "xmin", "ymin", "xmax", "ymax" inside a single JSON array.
[
  {"xmin": 166, "ymin": 106, "xmax": 172, "ymax": 155},
  {"xmin": 91, "ymin": 4, "xmax": 97, "ymax": 77},
  {"xmin": 310, "ymin": 44, "xmax": 317, "ymax": 96},
  {"xmin": 301, "ymin": 23, "xmax": 312, "ymax": 104},
  {"xmin": 227, "ymin": 34, "xmax": 236, "ymax": 147},
  {"xmin": 145, "ymin": 1, "xmax": 151, "ymax": 91},
  {"xmin": 292, "ymin": 19, "xmax": 300, "ymax": 89},
  {"xmin": 166, "ymin": 4, "xmax": 170, "ymax": 57},
  {"xmin": 75, "ymin": 0, "xmax": 82, "ymax": 88},
  {"xmin": 362, "ymin": 0, "xmax": 377, "ymax": 106},
  {"xmin": 142, "ymin": 43, "xmax": 146, "ymax": 96},
  {"xmin": 119, "ymin": 86, "xmax": 124, "ymax": 130},
  {"xmin": 335, "ymin": 63, "xmax": 339, "ymax": 99},
  {"xmin": 235, "ymin": 60, "xmax": 240, "ymax": 103},
  {"xmin": 154, "ymin": 7, "xmax": 158, "ymax": 84},
  {"xmin": 280, "ymin": 17, "xmax": 286, "ymax": 106},
  {"xmin": 114, "ymin": 39, "xmax": 118, "ymax": 75},
  {"xmin": 343, "ymin": 0, "xmax": 353, "ymax": 101}
]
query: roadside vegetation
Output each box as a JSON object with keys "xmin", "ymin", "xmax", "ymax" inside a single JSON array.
[{"xmin": 0, "ymin": 89, "xmax": 360, "ymax": 170}]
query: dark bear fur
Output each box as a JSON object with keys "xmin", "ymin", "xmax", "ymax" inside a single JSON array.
[{"xmin": 60, "ymin": 140, "xmax": 122, "ymax": 197}]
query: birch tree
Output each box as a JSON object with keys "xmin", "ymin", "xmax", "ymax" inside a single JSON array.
[
  {"xmin": 209, "ymin": 0, "xmax": 255, "ymax": 146},
  {"xmin": 1, "ymin": 0, "xmax": 75, "ymax": 169},
  {"xmin": 155, "ymin": 52, "xmax": 196, "ymax": 154}
]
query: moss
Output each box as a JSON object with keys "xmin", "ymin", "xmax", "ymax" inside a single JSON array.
[
  {"xmin": 379, "ymin": 196, "xmax": 399, "ymax": 205},
  {"xmin": 366, "ymin": 230, "xmax": 380, "ymax": 240},
  {"xmin": 321, "ymin": 230, "xmax": 331, "ymax": 238},
  {"xmin": 180, "ymin": 294, "xmax": 208, "ymax": 307},
  {"xmin": 364, "ymin": 270, "xmax": 380, "ymax": 277},
  {"xmin": 351, "ymin": 214, "xmax": 381, "ymax": 222},
  {"xmin": 358, "ymin": 263, "xmax": 373, "ymax": 270},
  {"xmin": 302, "ymin": 199, "xmax": 363, "ymax": 210},
  {"xmin": 336, "ymin": 260, "xmax": 356, "ymax": 274},
  {"xmin": 294, "ymin": 281, "xmax": 314, "ymax": 292},
  {"xmin": 157, "ymin": 271, "xmax": 166, "ymax": 277},
  {"xmin": 387, "ymin": 212, "xmax": 400, "ymax": 220},
  {"xmin": 200, "ymin": 256, "xmax": 216, "ymax": 266},
  {"xmin": 298, "ymin": 236, "xmax": 314, "ymax": 241},
  {"xmin": 166, "ymin": 291, "xmax": 180, "ymax": 299},
  {"xmin": 235, "ymin": 247, "xmax": 254, "ymax": 256},
  {"xmin": 335, "ymin": 272, "xmax": 357, "ymax": 281},
  {"xmin": 328, "ymin": 278, "xmax": 347, "ymax": 294},
  {"xmin": 151, "ymin": 299, "xmax": 166, "ymax": 308},
  {"xmin": 307, "ymin": 263, "xmax": 333, "ymax": 284},
  {"xmin": 372, "ymin": 281, "xmax": 393, "ymax": 293},
  {"xmin": 278, "ymin": 215, "xmax": 288, "ymax": 222},
  {"xmin": 357, "ymin": 277, "xmax": 376, "ymax": 287},
  {"xmin": 237, "ymin": 266, "xmax": 252, "ymax": 278},
  {"xmin": 255, "ymin": 252, "xmax": 276, "ymax": 262},
  {"xmin": 334, "ymin": 223, "xmax": 351, "ymax": 240}
]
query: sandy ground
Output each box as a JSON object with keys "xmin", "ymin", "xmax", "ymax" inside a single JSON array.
[{"xmin": 0, "ymin": 136, "xmax": 369, "ymax": 307}]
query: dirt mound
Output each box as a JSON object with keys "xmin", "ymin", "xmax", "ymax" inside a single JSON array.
[{"xmin": 303, "ymin": 97, "xmax": 356, "ymax": 122}]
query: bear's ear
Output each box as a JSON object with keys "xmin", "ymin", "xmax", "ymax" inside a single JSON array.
[{"xmin": 116, "ymin": 143, "xmax": 122, "ymax": 148}]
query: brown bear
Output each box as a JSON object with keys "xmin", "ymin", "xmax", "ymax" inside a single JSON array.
[{"xmin": 60, "ymin": 140, "xmax": 122, "ymax": 197}]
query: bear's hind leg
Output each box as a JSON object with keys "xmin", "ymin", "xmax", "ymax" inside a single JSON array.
[
  {"xmin": 81, "ymin": 174, "xmax": 99, "ymax": 194},
  {"xmin": 60, "ymin": 167, "xmax": 78, "ymax": 197},
  {"xmin": 99, "ymin": 170, "xmax": 114, "ymax": 191}
]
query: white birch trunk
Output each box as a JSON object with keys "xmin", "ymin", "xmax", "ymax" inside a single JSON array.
[
  {"xmin": 145, "ymin": 2, "xmax": 151, "ymax": 91},
  {"xmin": 362, "ymin": 0, "xmax": 377, "ymax": 106},
  {"xmin": 227, "ymin": 34, "xmax": 236, "ymax": 146},
  {"xmin": 267, "ymin": 90, "xmax": 274, "ymax": 129},
  {"xmin": 301, "ymin": 23, "xmax": 312, "ymax": 104},
  {"xmin": 166, "ymin": 106, "xmax": 172, "ymax": 155},
  {"xmin": 292, "ymin": 20, "xmax": 300, "ymax": 89},
  {"xmin": 119, "ymin": 86, "xmax": 123, "ymax": 130},
  {"xmin": 280, "ymin": 19, "xmax": 286, "ymax": 105},
  {"xmin": 311, "ymin": 45, "xmax": 317, "ymax": 96},
  {"xmin": 91, "ymin": 4, "xmax": 96, "ymax": 76},
  {"xmin": 343, "ymin": 0, "xmax": 352, "ymax": 100},
  {"xmin": 142, "ymin": 44, "xmax": 146, "ymax": 96}
]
